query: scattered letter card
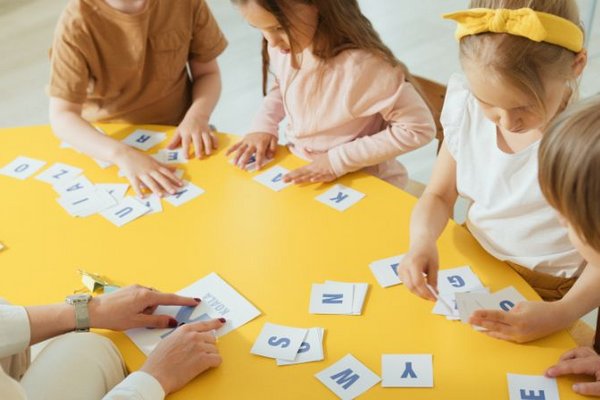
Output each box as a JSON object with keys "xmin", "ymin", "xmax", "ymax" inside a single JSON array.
[
  {"xmin": 122, "ymin": 130, "xmax": 167, "ymax": 151},
  {"xmin": 277, "ymin": 328, "xmax": 325, "ymax": 366},
  {"xmin": 369, "ymin": 255, "xmax": 404, "ymax": 287},
  {"xmin": 382, "ymin": 354, "xmax": 433, "ymax": 388},
  {"xmin": 315, "ymin": 354, "xmax": 380, "ymax": 400},
  {"xmin": 164, "ymin": 181, "xmax": 205, "ymax": 207},
  {"xmin": 100, "ymin": 197, "xmax": 150, "ymax": 227},
  {"xmin": 250, "ymin": 323, "xmax": 307, "ymax": 361},
  {"xmin": 126, "ymin": 273, "xmax": 261, "ymax": 355},
  {"xmin": 437, "ymin": 266, "xmax": 484, "ymax": 294},
  {"xmin": 0, "ymin": 156, "xmax": 46, "ymax": 180},
  {"xmin": 507, "ymin": 374, "xmax": 559, "ymax": 400},
  {"xmin": 254, "ymin": 166, "xmax": 292, "ymax": 192},
  {"xmin": 310, "ymin": 282, "xmax": 354, "ymax": 315},
  {"xmin": 35, "ymin": 162, "xmax": 82, "ymax": 185},
  {"xmin": 316, "ymin": 184, "xmax": 365, "ymax": 212},
  {"xmin": 53, "ymin": 175, "xmax": 94, "ymax": 196}
]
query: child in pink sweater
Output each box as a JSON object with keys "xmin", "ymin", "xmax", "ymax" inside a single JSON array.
[{"xmin": 226, "ymin": 0, "xmax": 435, "ymax": 188}]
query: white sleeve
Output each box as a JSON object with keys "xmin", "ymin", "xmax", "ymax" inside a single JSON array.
[
  {"xmin": 0, "ymin": 369, "xmax": 27, "ymax": 400},
  {"xmin": 440, "ymin": 73, "xmax": 472, "ymax": 159},
  {"xmin": 102, "ymin": 371, "xmax": 165, "ymax": 400},
  {"xmin": 0, "ymin": 305, "xmax": 31, "ymax": 359}
]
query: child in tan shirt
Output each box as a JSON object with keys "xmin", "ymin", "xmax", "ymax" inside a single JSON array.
[{"xmin": 48, "ymin": 0, "xmax": 227, "ymax": 197}]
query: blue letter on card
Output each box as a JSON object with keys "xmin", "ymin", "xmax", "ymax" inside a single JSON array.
[
  {"xmin": 447, "ymin": 275, "xmax": 465, "ymax": 288},
  {"xmin": 519, "ymin": 389, "xmax": 546, "ymax": 400},
  {"xmin": 322, "ymin": 293, "xmax": 344, "ymax": 304},
  {"xmin": 268, "ymin": 336, "xmax": 291, "ymax": 348},
  {"xmin": 330, "ymin": 369, "xmax": 360, "ymax": 390},
  {"xmin": 329, "ymin": 192, "xmax": 349, "ymax": 204},
  {"xmin": 401, "ymin": 362, "xmax": 418, "ymax": 379}
]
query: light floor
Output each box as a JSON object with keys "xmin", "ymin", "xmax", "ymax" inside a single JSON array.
[{"xmin": 1, "ymin": 0, "xmax": 599, "ymax": 328}]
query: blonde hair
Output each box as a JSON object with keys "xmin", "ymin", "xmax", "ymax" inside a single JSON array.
[
  {"xmin": 539, "ymin": 95, "xmax": 600, "ymax": 252},
  {"xmin": 231, "ymin": 0, "xmax": 413, "ymax": 96},
  {"xmin": 460, "ymin": 0, "xmax": 584, "ymax": 116}
]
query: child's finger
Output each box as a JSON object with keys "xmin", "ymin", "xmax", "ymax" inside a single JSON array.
[
  {"xmin": 192, "ymin": 132, "xmax": 204, "ymax": 159},
  {"xmin": 546, "ymin": 358, "xmax": 600, "ymax": 378},
  {"xmin": 269, "ymin": 136, "xmax": 277, "ymax": 153},
  {"xmin": 130, "ymin": 176, "xmax": 145, "ymax": 198},
  {"xmin": 182, "ymin": 135, "xmax": 191, "ymax": 160},
  {"xmin": 255, "ymin": 143, "xmax": 266, "ymax": 170},
  {"xmin": 157, "ymin": 167, "xmax": 183, "ymax": 186},
  {"xmin": 210, "ymin": 132, "xmax": 218, "ymax": 149},
  {"xmin": 140, "ymin": 175, "xmax": 164, "ymax": 197},
  {"xmin": 202, "ymin": 132, "xmax": 213, "ymax": 156},
  {"xmin": 150, "ymin": 171, "xmax": 178, "ymax": 195},
  {"xmin": 238, "ymin": 147, "xmax": 256, "ymax": 169},
  {"xmin": 232, "ymin": 144, "xmax": 248, "ymax": 166},
  {"xmin": 573, "ymin": 381, "xmax": 600, "ymax": 396},
  {"xmin": 559, "ymin": 347, "xmax": 597, "ymax": 362},
  {"xmin": 167, "ymin": 132, "xmax": 182, "ymax": 150},
  {"xmin": 226, "ymin": 141, "xmax": 242, "ymax": 156}
]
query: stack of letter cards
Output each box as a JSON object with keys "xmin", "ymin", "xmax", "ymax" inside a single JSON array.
[
  {"xmin": 315, "ymin": 353, "xmax": 434, "ymax": 399},
  {"xmin": 251, "ymin": 323, "xmax": 325, "ymax": 366},
  {"xmin": 0, "ymin": 129, "xmax": 205, "ymax": 227},
  {"xmin": 309, "ymin": 281, "xmax": 369, "ymax": 315},
  {"xmin": 126, "ymin": 273, "xmax": 260, "ymax": 355},
  {"xmin": 429, "ymin": 266, "xmax": 527, "ymax": 329}
]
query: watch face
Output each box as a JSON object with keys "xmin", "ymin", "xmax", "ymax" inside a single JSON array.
[{"xmin": 68, "ymin": 294, "xmax": 92, "ymax": 303}]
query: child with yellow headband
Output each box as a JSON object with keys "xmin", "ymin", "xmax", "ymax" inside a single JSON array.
[{"xmin": 399, "ymin": 0, "xmax": 594, "ymax": 342}]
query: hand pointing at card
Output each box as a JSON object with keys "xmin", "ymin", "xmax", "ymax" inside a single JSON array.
[{"xmin": 546, "ymin": 347, "xmax": 600, "ymax": 397}]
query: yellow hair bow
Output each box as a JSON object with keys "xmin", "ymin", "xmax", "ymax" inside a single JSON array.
[{"xmin": 443, "ymin": 8, "xmax": 584, "ymax": 53}]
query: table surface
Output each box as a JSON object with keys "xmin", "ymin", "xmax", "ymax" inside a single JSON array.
[{"xmin": 0, "ymin": 124, "xmax": 590, "ymax": 399}]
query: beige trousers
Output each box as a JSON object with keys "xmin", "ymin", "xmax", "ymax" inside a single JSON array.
[{"xmin": 1, "ymin": 333, "xmax": 127, "ymax": 400}]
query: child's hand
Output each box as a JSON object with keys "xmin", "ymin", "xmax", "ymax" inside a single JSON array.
[
  {"xmin": 283, "ymin": 154, "xmax": 336, "ymax": 184},
  {"xmin": 398, "ymin": 244, "xmax": 439, "ymax": 301},
  {"xmin": 115, "ymin": 148, "xmax": 184, "ymax": 198},
  {"xmin": 169, "ymin": 115, "xmax": 217, "ymax": 159},
  {"xmin": 546, "ymin": 347, "xmax": 600, "ymax": 396},
  {"xmin": 469, "ymin": 300, "xmax": 571, "ymax": 343},
  {"xmin": 226, "ymin": 132, "xmax": 277, "ymax": 170}
]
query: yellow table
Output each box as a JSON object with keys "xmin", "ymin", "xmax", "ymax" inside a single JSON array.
[{"xmin": 0, "ymin": 124, "xmax": 590, "ymax": 399}]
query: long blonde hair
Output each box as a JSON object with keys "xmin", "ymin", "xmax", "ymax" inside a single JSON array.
[
  {"xmin": 231, "ymin": 0, "xmax": 412, "ymax": 96},
  {"xmin": 460, "ymin": 0, "xmax": 583, "ymax": 117},
  {"xmin": 539, "ymin": 95, "xmax": 600, "ymax": 251}
]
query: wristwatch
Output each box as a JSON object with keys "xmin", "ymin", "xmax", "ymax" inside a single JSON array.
[{"xmin": 65, "ymin": 294, "xmax": 92, "ymax": 332}]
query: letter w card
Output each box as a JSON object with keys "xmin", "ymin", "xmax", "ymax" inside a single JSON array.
[
  {"xmin": 250, "ymin": 322, "xmax": 308, "ymax": 361},
  {"xmin": 315, "ymin": 354, "xmax": 380, "ymax": 400},
  {"xmin": 315, "ymin": 184, "xmax": 365, "ymax": 212}
]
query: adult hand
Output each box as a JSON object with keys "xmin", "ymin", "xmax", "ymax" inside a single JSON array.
[
  {"xmin": 88, "ymin": 285, "xmax": 201, "ymax": 331},
  {"xmin": 141, "ymin": 319, "xmax": 225, "ymax": 394}
]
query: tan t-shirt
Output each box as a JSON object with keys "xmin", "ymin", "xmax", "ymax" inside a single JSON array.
[{"xmin": 48, "ymin": 0, "xmax": 227, "ymax": 125}]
